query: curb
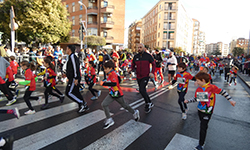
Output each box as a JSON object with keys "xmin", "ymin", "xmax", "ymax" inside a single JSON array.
[{"xmin": 237, "ymin": 73, "xmax": 250, "ymax": 89}]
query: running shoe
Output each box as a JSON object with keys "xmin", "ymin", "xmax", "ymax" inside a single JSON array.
[
  {"xmin": 103, "ymin": 118, "xmax": 114, "ymax": 129},
  {"xmin": 97, "ymin": 91, "xmax": 102, "ymax": 97},
  {"xmin": 78, "ymin": 104, "xmax": 89, "ymax": 113},
  {"xmin": 24, "ymin": 110, "xmax": 36, "ymax": 115},
  {"xmin": 13, "ymin": 107, "xmax": 20, "ymax": 119},
  {"xmin": 133, "ymin": 110, "xmax": 140, "ymax": 121},
  {"xmin": 60, "ymin": 95, "xmax": 65, "ymax": 103},
  {"xmin": 6, "ymin": 98, "xmax": 17, "ymax": 106}
]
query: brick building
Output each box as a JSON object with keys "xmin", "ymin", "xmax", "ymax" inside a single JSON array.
[
  {"xmin": 128, "ymin": 20, "xmax": 142, "ymax": 52},
  {"xmin": 62, "ymin": 0, "xmax": 125, "ymax": 48}
]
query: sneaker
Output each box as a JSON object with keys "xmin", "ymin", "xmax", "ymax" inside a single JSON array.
[
  {"xmin": 194, "ymin": 144, "xmax": 203, "ymax": 150},
  {"xmin": 79, "ymin": 88, "xmax": 84, "ymax": 92},
  {"xmin": 13, "ymin": 107, "xmax": 20, "ymax": 119},
  {"xmin": 37, "ymin": 96, "xmax": 42, "ymax": 104},
  {"xmin": 168, "ymin": 85, "xmax": 173, "ymax": 89},
  {"xmin": 78, "ymin": 104, "xmax": 89, "ymax": 113},
  {"xmin": 0, "ymin": 96, "xmax": 3, "ymax": 101},
  {"xmin": 182, "ymin": 113, "xmax": 187, "ymax": 120},
  {"xmin": 129, "ymin": 77, "xmax": 132, "ymax": 81},
  {"xmin": 133, "ymin": 110, "xmax": 140, "ymax": 121},
  {"xmin": 15, "ymin": 89, "xmax": 20, "ymax": 97},
  {"xmin": 235, "ymin": 82, "xmax": 237, "ymax": 86},
  {"xmin": 14, "ymin": 83, "xmax": 19, "ymax": 89},
  {"xmin": 97, "ymin": 90, "xmax": 102, "ymax": 97},
  {"xmin": 229, "ymin": 83, "xmax": 231, "ymax": 86},
  {"xmin": 91, "ymin": 96, "xmax": 98, "ymax": 100},
  {"xmin": 154, "ymin": 84, "xmax": 158, "ymax": 91},
  {"xmin": 145, "ymin": 103, "xmax": 154, "ymax": 113},
  {"xmin": 6, "ymin": 98, "xmax": 17, "ymax": 106},
  {"xmin": 103, "ymin": 118, "xmax": 115, "ymax": 129},
  {"xmin": 24, "ymin": 110, "xmax": 36, "ymax": 115},
  {"xmin": 41, "ymin": 103, "xmax": 49, "ymax": 110},
  {"xmin": 60, "ymin": 95, "xmax": 65, "ymax": 103},
  {"xmin": 160, "ymin": 80, "xmax": 164, "ymax": 84},
  {"xmin": 0, "ymin": 137, "xmax": 6, "ymax": 147}
]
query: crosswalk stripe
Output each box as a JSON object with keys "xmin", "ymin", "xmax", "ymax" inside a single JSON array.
[
  {"xmin": 0, "ymin": 92, "xmax": 43, "ymax": 102},
  {"xmin": 83, "ymin": 120, "xmax": 151, "ymax": 150},
  {"xmin": 12, "ymin": 109, "xmax": 107, "ymax": 150},
  {"xmin": 0, "ymin": 102, "xmax": 78, "ymax": 133},
  {"xmin": 1, "ymin": 95, "xmax": 60, "ymax": 110},
  {"xmin": 164, "ymin": 133, "xmax": 198, "ymax": 150}
]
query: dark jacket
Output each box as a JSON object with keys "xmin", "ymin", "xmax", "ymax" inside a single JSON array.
[
  {"xmin": 66, "ymin": 53, "xmax": 81, "ymax": 82},
  {"xmin": 153, "ymin": 53, "xmax": 163, "ymax": 68},
  {"xmin": 131, "ymin": 51, "xmax": 156, "ymax": 79},
  {"xmin": 103, "ymin": 53, "xmax": 111, "ymax": 63}
]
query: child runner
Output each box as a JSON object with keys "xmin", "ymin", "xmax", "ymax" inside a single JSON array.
[
  {"xmin": 218, "ymin": 61, "xmax": 224, "ymax": 77},
  {"xmin": 87, "ymin": 61, "xmax": 101, "ymax": 100},
  {"xmin": 169, "ymin": 63, "xmax": 196, "ymax": 119},
  {"xmin": 201, "ymin": 67, "xmax": 213, "ymax": 84},
  {"xmin": 18, "ymin": 61, "xmax": 41, "ymax": 115},
  {"xmin": 4, "ymin": 57, "xmax": 19, "ymax": 98},
  {"xmin": 9, "ymin": 56, "xmax": 19, "ymax": 86},
  {"xmin": 38, "ymin": 58, "xmax": 65, "ymax": 109},
  {"xmin": 101, "ymin": 60, "xmax": 140, "ymax": 129},
  {"xmin": 228, "ymin": 66, "xmax": 238, "ymax": 86},
  {"xmin": 184, "ymin": 72, "xmax": 236, "ymax": 150}
]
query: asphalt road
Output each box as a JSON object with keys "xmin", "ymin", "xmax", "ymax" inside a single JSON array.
[{"xmin": 0, "ymin": 71, "xmax": 249, "ymax": 150}]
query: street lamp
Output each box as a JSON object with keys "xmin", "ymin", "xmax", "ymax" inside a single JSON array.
[{"xmin": 78, "ymin": 1, "xmax": 88, "ymax": 49}]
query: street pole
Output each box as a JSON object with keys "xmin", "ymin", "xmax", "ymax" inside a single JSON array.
[
  {"xmin": 10, "ymin": 6, "xmax": 15, "ymax": 52},
  {"xmin": 78, "ymin": 1, "xmax": 88, "ymax": 49},
  {"xmin": 248, "ymin": 30, "xmax": 250, "ymax": 55}
]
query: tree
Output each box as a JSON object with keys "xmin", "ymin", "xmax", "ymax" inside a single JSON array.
[
  {"xmin": 0, "ymin": 0, "xmax": 71, "ymax": 45},
  {"xmin": 232, "ymin": 47, "xmax": 244, "ymax": 56},
  {"xmin": 212, "ymin": 50, "xmax": 221, "ymax": 56},
  {"xmin": 174, "ymin": 47, "xmax": 185, "ymax": 55},
  {"xmin": 84, "ymin": 35, "xmax": 106, "ymax": 48}
]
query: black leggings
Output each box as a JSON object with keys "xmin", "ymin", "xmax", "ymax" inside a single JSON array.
[
  {"xmin": 177, "ymin": 91, "xmax": 187, "ymax": 113},
  {"xmin": 88, "ymin": 82, "xmax": 98, "ymax": 96},
  {"xmin": 65, "ymin": 80, "xmax": 85, "ymax": 107},
  {"xmin": 0, "ymin": 83, "xmax": 13, "ymax": 100},
  {"xmin": 44, "ymin": 86, "xmax": 62, "ymax": 104},
  {"xmin": 137, "ymin": 77, "xmax": 151, "ymax": 103},
  {"xmin": 24, "ymin": 90, "xmax": 39, "ymax": 110},
  {"xmin": 198, "ymin": 111, "xmax": 212, "ymax": 146}
]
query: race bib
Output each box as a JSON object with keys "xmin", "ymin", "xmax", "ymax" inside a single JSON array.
[
  {"xmin": 177, "ymin": 77, "xmax": 185, "ymax": 84},
  {"xmin": 197, "ymin": 92, "xmax": 209, "ymax": 102}
]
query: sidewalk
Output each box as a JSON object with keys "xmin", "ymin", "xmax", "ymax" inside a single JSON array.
[{"xmin": 237, "ymin": 72, "xmax": 250, "ymax": 88}]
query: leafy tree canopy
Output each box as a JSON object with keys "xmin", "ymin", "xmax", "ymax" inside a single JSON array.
[
  {"xmin": 0, "ymin": 0, "xmax": 71, "ymax": 45},
  {"xmin": 84, "ymin": 35, "xmax": 106, "ymax": 46},
  {"xmin": 232, "ymin": 47, "xmax": 244, "ymax": 56}
]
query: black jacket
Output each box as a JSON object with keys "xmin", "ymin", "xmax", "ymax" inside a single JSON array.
[
  {"xmin": 66, "ymin": 53, "xmax": 81, "ymax": 82},
  {"xmin": 153, "ymin": 53, "xmax": 163, "ymax": 68}
]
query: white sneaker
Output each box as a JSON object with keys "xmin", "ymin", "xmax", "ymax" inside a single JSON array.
[
  {"xmin": 129, "ymin": 77, "xmax": 132, "ymax": 81},
  {"xmin": 6, "ymin": 98, "xmax": 17, "ymax": 106},
  {"xmin": 91, "ymin": 96, "xmax": 98, "ymax": 100},
  {"xmin": 24, "ymin": 110, "xmax": 36, "ymax": 115},
  {"xmin": 0, "ymin": 96, "xmax": 3, "ymax": 101},
  {"xmin": 168, "ymin": 85, "xmax": 173, "ymax": 89},
  {"xmin": 37, "ymin": 96, "xmax": 42, "ymax": 104},
  {"xmin": 0, "ymin": 137, "xmax": 6, "ymax": 147},
  {"xmin": 155, "ymin": 84, "xmax": 158, "ymax": 91},
  {"xmin": 13, "ymin": 107, "xmax": 20, "ymax": 119},
  {"xmin": 97, "ymin": 90, "xmax": 102, "ymax": 97},
  {"xmin": 103, "ymin": 118, "xmax": 114, "ymax": 129},
  {"xmin": 133, "ymin": 110, "xmax": 140, "ymax": 121},
  {"xmin": 182, "ymin": 113, "xmax": 187, "ymax": 120}
]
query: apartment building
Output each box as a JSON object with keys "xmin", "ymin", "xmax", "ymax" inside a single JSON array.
[
  {"xmin": 222, "ymin": 44, "xmax": 229, "ymax": 56},
  {"xmin": 191, "ymin": 19, "xmax": 199, "ymax": 54},
  {"xmin": 236, "ymin": 38, "xmax": 249, "ymax": 53},
  {"xmin": 198, "ymin": 31, "xmax": 206, "ymax": 55},
  {"xmin": 128, "ymin": 20, "xmax": 142, "ymax": 52},
  {"xmin": 205, "ymin": 42, "xmax": 228, "ymax": 56},
  {"xmin": 62, "ymin": 0, "xmax": 125, "ymax": 48},
  {"xmin": 140, "ymin": 0, "xmax": 193, "ymax": 53},
  {"xmin": 229, "ymin": 39, "xmax": 237, "ymax": 54}
]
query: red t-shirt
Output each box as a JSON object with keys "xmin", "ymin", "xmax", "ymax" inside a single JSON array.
[
  {"xmin": 6, "ymin": 66, "xmax": 14, "ymax": 82},
  {"xmin": 10, "ymin": 60, "xmax": 19, "ymax": 75},
  {"xmin": 24, "ymin": 69, "xmax": 36, "ymax": 91},
  {"xmin": 174, "ymin": 71, "xmax": 194, "ymax": 92},
  {"xmin": 46, "ymin": 68, "xmax": 57, "ymax": 87},
  {"xmin": 107, "ymin": 71, "xmax": 123, "ymax": 97},
  {"xmin": 0, "ymin": 76, "xmax": 5, "ymax": 84},
  {"xmin": 90, "ymin": 67, "xmax": 96, "ymax": 83}
]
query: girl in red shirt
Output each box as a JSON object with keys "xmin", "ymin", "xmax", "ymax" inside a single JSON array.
[
  {"xmin": 87, "ymin": 61, "xmax": 101, "ymax": 100},
  {"xmin": 38, "ymin": 58, "xmax": 64, "ymax": 110},
  {"xmin": 19, "ymin": 61, "xmax": 41, "ymax": 115}
]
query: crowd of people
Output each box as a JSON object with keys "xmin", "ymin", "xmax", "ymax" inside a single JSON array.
[{"xmin": 0, "ymin": 43, "xmax": 241, "ymax": 150}]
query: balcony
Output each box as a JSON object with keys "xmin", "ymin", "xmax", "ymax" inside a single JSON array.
[
  {"xmin": 101, "ymin": 21, "xmax": 114, "ymax": 29},
  {"xmin": 87, "ymin": 6, "xmax": 98, "ymax": 15},
  {"xmin": 105, "ymin": 36, "xmax": 114, "ymax": 43},
  {"xmin": 163, "ymin": 27, "xmax": 175, "ymax": 30},
  {"xmin": 101, "ymin": 5, "xmax": 115, "ymax": 14},
  {"xmin": 87, "ymin": 21, "xmax": 98, "ymax": 28}
]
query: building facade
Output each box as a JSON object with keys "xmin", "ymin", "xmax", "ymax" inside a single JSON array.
[
  {"xmin": 140, "ymin": 0, "xmax": 193, "ymax": 53},
  {"xmin": 229, "ymin": 39, "xmax": 237, "ymax": 54},
  {"xmin": 236, "ymin": 38, "xmax": 249, "ymax": 53},
  {"xmin": 198, "ymin": 31, "xmax": 206, "ymax": 55},
  {"xmin": 62, "ymin": 0, "xmax": 125, "ymax": 47},
  {"xmin": 128, "ymin": 20, "xmax": 142, "ymax": 52},
  {"xmin": 205, "ymin": 42, "xmax": 228, "ymax": 56}
]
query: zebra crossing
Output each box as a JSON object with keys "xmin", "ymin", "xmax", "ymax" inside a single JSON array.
[{"xmin": 0, "ymin": 87, "xmax": 154, "ymax": 150}]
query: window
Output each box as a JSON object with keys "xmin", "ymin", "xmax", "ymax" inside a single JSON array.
[
  {"xmin": 159, "ymin": 23, "xmax": 160, "ymax": 28},
  {"xmin": 104, "ymin": 1, "xmax": 108, "ymax": 7},
  {"xmin": 66, "ymin": 4, "xmax": 69, "ymax": 8},
  {"xmin": 79, "ymin": 15, "xmax": 82, "ymax": 23},
  {"xmin": 72, "ymin": 16, "xmax": 75, "ymax": 25},
  {"xmin": 103, "ymin": 31, "xmax": 107, "ymax": 37},
  {"xmin": 158, "ymin": 32, "xmax": 160, "ymax": 38},
  {"xmin": 72, "ymin": 2, "xmax": 75, "ymax": 12},
  {"xmin": 87, "ymin": 28, "xmax": 98, "ymax": 36},
  {"xmin": 158, "ymin": 42, "xmax": 159, "ymax": 46},
  {"xmin": 159, "ymin": 14, "xmax": 161, "ymax": 19},
  {"xmin": 103, "ymin": 14, "xmax": 107, "ymax": 23},
  {"xmin": 164, "ymin": 23, "xmax": 167, "ymax": 29},
  {"xmin": 88, "ymin": 16, "xmax": 93, "ymax": 23},
  {"xmin": 80, "ymin": 5, "xmax": 83, "ymax": 10},
  {"xmin": 72, "ymin": 30, "xmax": 75, "ymax": 37},
  {"xmin": 159, "ymin": 5, "xmax": 161, "ymax": 9},
  {"xmin": 163, "ymin": 33, "xmax": 167, "ymax": 39}
]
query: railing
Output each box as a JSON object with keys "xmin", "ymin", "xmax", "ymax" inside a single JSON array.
[
  {"xmin": 101, "ymin": 21, "xmax": 114, "ymax": 24},
  {"xmin": 87, "ymin": 21, "xmax": 98, "ymax": 25},
  {"xmin": 87, "ymin": 6, "xmax": 98, "ymax": 9},
  {"xmin": 101, "ymin": 5, "xmax": 115, "ymax": 9}
]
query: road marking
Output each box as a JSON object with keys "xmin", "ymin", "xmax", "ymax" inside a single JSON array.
[
  {"xmin": 13, "ymin": 110, "xmax": 107, "ymax": 150},
  {"xmin": 83, "ymin": 120, "xmax": 151, "ymax": 150},
  {"xmin": 164, "ymin": 133, "xmax": 198, "ymax": 150},
  {"xmin": 0, "ymin": 102, "xmax": 79, "ymax": 133},
  {"xmin": 1, "ymin": 92, "xmax": 43, "ymax": 102}
]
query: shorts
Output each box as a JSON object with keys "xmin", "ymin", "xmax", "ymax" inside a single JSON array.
[{"xmin": 168, "ymin": 70, "xmax": 176, "ymax": 77}]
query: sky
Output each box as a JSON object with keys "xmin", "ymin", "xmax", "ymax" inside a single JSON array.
[{"xmin": 124, "ymin": 0, "xmax": 250, "ymax": 45}]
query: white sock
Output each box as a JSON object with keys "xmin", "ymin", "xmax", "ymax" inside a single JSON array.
[{"xmin": 0, "ymin": 137, "xmax": 6, "ymax": 147}]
